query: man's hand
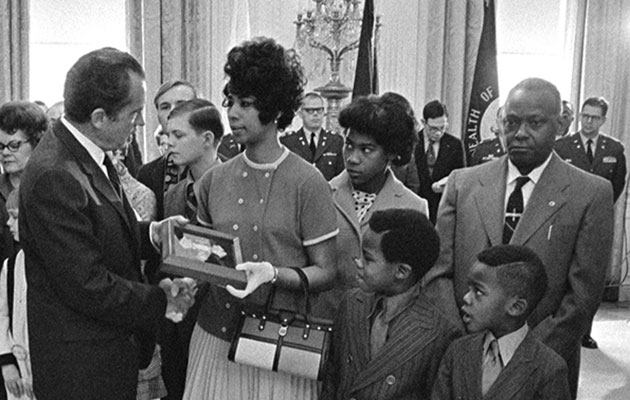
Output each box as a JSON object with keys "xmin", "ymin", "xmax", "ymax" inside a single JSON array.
[
  {"xmin": 226, "ymin": 262, "xmax": 276, "ymax": 299},
  {"xmin": 2, "ymin": 364, "xmax": 24, "ymax": 398},
  {"xmin": 151, "ymin": 215, "xmax": 189, "ymax": 247},
  {"xmin": 159, "ymin": 277, "xmax": 197, "ymax": 322}
]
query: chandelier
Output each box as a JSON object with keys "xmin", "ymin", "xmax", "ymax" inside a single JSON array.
[{"xmin": 295, "ymin": 0, "xmax": 380, "ymax": 132}]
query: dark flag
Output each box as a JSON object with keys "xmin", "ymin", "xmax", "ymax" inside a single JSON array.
[
  {"xmin": 352, "ymin": 0, "xmax": 378, "ymax": 99},
  {"xmin": 464, "ymin": 0, "xmax": 500, "ymax": 161}
]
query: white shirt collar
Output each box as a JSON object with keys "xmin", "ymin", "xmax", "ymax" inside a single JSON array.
[
  {"xmin": 496, "ymin": 324, "xmax": 529, "ymax": 366},
  {"xmin": 579, "ymin": 132, "xmax": 598, "ymax": 148},
  {"xmin": 61, "ymin": 116, "xmax": 107, "ymax": 169},
  {"xmin": 304, "ymin": 128, "xmax": 321, "ymax": 145},
  {"xmin": 506, "ymin": 153, "xmax": 552, "ymax": 186}
]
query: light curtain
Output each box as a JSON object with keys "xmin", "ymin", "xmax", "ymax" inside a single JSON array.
[
  {"xmin": 572, "ymin": 0, "xmax": 630, "ymax": 290},
  {"xmin": 0, "ymin": 0, "xmax": 29, "ymax": 102},
  {"xmin": 128, "ymin": 0, "xmax": 483, "ymax": 160}
]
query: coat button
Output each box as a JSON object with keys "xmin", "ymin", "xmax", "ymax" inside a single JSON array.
[
  {"xmin": 225, "ymin": 303, "xmax": 231, "ymax": 309},
  {"xmin": 252, "ymin": 254, "xmax": 259, "ymax": 260},
  {"xmin": 253, "ymin": 225, "xmax": 258, "ymax": 231},
  {"xmin": 386, "ymin": 375, "xmax": 396, "ymax": 385},
  {"xmin": 264, "ymin": 172, "xmax": 270, "ymax": 178},
  {"xmin": 221, "ymin": 327, "xmax": 227, "ymax": 333},
  {"xmin": 233, "ymin": 224, "xmax": 239, "ymax": 231},
  {"xmin": 242, "ymin": 171, "xmax": 248, "ymax": 178},
  {"xmin": 238, "ymin": 198, "xmax": 244, "ymax": 204}
]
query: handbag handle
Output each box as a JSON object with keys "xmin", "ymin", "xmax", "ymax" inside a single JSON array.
[{"xmin": 263, "ymin": 267, "xmax": 312, "ymax": 322}]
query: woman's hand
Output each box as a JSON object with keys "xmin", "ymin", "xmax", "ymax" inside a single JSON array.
[
  {"xmin": 2, "ymin": 364, "xmax": 24, "ymax": 398},
  {"xmin": 226, "ymin": 262, "xmax": 276, "ymax": 299}
]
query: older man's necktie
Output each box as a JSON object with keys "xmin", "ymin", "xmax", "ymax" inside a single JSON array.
[
  {"xmin": 103, "ymin": 155, "xmax": 122, "ymax": 198},
  {"xmin": 503, "ymin": 176, "xmax": 529, "ymax": 244}
]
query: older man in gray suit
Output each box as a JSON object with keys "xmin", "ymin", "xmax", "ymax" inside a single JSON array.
[{"xmin": 423, "ymin": 78, "xmax": 614, "ymax": 399}]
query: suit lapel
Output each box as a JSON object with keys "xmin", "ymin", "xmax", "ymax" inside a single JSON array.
[
  {"xmin": 511, "ymin": 154, "xmax": 567, "ymax": 244},
  {"xmin": 331, "ymin": 172, "xmax": 362, "ymax": 239},
  {"xmin": 54, "ymin": 122, "xmax": 133, "ymax": 232},
  {"xmin": 474, "ymin": 158, "xmax": 508, "ymax": 246},
  {"xmin": 486, "ymin": 332, "xmax": 537, "ymax": 399},
  {"xmin": 463, "ymin": 335, "xmax": 484, "ymax": 400},
  {"xmin": 360, "ymin": 170, "xmax": 400, "ymax": 230},
  {"xmin": 569, "ymin": 135, "xmax": 591, "ymax": 168},
  {"xmin": 346, "ymin": 291, "xmax": 373, "ymax": 375},
  {"xmin": 350, "ymin": 294, "xmax": 438, "ymax": 392},
  {"xmin": 313, "ymin": 130, "xmax": 330, "ymax": 161}
]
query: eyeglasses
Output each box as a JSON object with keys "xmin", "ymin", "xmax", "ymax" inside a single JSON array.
[
  {"xmin": 426, "ymin": 124, "xmax": 447, "ymax": 133},
  {"xmin": 302, "ymin": 107, "xmax": 325, "ymax": 115},
  {"xmin": 0, "ymin": 140, "xmax": 30, "ymax": 152},
  {"xmin": 580, "ymin": 113, "xmax": 603, "ymax": 122}
]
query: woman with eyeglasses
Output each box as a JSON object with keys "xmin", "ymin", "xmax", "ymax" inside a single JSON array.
[{"xmin": 0, "ymin": 101, "xmax": 48, "ymax": 263}]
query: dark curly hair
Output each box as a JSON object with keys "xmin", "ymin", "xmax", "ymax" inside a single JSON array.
[
  {"xmin": 338, "ymin": 95, "xmax": 416, "ymax": 166},
  {"xmin": 0, "ymin": 101, "xmax": 49, "ymax": 145},
  {"xmin": 64, "ymin": 47, "xmax": 145, "ymax": 123},
  {"xmin": 223, "ymin": 37, "xmax": 306, "ymax": 130},
  {"xmin": 369, "ymin": 209, "xmax": 440, "ymax": 282}
]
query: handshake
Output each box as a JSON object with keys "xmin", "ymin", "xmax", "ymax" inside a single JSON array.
[{"xmin": 159, "ymin": 277, "xmax": 197, "ymax": 323}]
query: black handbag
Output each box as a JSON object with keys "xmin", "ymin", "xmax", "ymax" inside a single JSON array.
[{"xmin": 228, "ymin": 267, "xmax": 333, "ymax": 380}]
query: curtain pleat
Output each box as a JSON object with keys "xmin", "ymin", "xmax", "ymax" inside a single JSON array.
[{"xmin": 0, "ymin": 0, "xmax": 29, "ymax": 102}]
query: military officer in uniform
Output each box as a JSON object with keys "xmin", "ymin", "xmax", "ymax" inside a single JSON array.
[
  {"xmin": 469, "ymin": 106, "xmax": 506, "ymax": 166},
  {"xmin": 281, "ymin": 92, "xmax": 344, "ymax": 181},
  {"xmin": 217, "ymin": 132, "xmax": 244, "ymax": 161},
  {"xmin": 555, "ymin": 96, "xmax": 627, "ymax": 350}
]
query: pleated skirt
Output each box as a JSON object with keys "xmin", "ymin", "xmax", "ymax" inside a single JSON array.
[{"xmin": 183, "ymin": 323, "xmax": 319, "ymax": 400}]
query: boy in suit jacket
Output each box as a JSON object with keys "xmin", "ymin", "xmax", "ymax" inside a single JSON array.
[
  {"xmin": 322, "ymin": 209, "xmax": 462, "ymax": 400},
  {"xmin": 432, "ymin": 245, "xmax": 570, "ymax": 400}
]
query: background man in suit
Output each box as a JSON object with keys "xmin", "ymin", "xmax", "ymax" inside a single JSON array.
[
  {"xmin": 137, "ymin": 80, "xmax": 197, "ymax": 221},
  {"xmin": 20, "ymin": 48, "xmax": 191, "ymax": 400},
  {"xmin": 414, "ymin": 100, "xmax": 465, "ymax": 223},
  {"xmin": 423, "ymin": 78, "xmax": 614, "ymax": 399},
  {"xmin": 281, "ymin": 92, "xmax": 344, "ymax": 181},
  {"xmin": 554, "ymin": 95, "xmax": 627, "ymax": 349}
]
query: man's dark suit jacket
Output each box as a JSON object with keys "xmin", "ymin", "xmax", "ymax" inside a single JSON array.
[
  {"xmin": 321, "ymin": 287, "xmax": 461, "ymax": 400},
  {"xmin": 555, "ymin": 132, "xmax": 627, "ymax": 202},
  {"xmin": 431, "ymin": 330, "xmax": 570, "ymax": 400},
  {"xmin": 137, "ymin": 153, "xmax": 167, "ymax": 220},
  {"xmin": 281, "ymin": 128, "xmax": 345, "ymax": 181},
  {"xmin": 415, "ymin": 131, "xmax": 465, "ymax": 223},
  {"xmin": 20, "ymin": 120, "xmax": 167, "ymax": 400}
]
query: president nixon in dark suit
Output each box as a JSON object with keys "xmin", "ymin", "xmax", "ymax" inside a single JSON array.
[
  {"xmin": 20, "ymin": 48, "xmax": 188, "ymax": 400},
  {"xmin": 415, "ymin": 100, "xmax": 465, "ymax": 223},
  {"xmin": 423, "ymin": 78, "xmax": 614, "ymax": 399},
  {"xmin": 281, "ymin": 92, "xmax": 344, "ymax": 181}
]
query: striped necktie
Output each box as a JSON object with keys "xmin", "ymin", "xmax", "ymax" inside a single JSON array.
[{"xmin": 184, "ymin": 181, "xmax": 198, "ymax": 221}]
